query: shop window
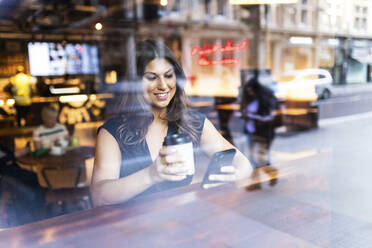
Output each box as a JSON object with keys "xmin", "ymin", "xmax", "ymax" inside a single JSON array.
[
  {"xmin": 289, "ymin": 8, "xmax": 296, "ymax": 25},
  {"xmin": 265, "ymin": 5, "xmax": 271, "ymax": 24},
  {"xmin": 276, "ymin": 5, "xmax": 281, "ymax": 26},
  {"xmin": 354, "ymin": 17, "xmax": 359, "ymax": 30},
  {"xmin": 217, "ymin": 0, "xmax": 227, "ymax": 16},
  {"xmin": 171, "ymin": 0, "xmax": 181, "ymax": 12},
  {"xmin": 355, "ymin": 5, "xmax": 360, "ymax": 14},
  {"xmin": 362, "ymin": 18, "xmax": 367, "ymax": 31},
  {"xmin": 233, "ymin": 4, "xmax": 239, "ymax": 20},
  {"xmin": 204, "ymin": 0, "xmax": 211, "ymax": 16},
  {"xmin": 301, "ymin": 10, "xmax": 307, "ymax": 25},
  {"xmin": 363, "ymin": 7, "xmax": 368, "ymax": 15}
]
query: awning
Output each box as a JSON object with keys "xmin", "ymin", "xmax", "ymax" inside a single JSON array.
[{"xmin": 351, "ymin": 54, "xmax": 372, "ymax": 64}]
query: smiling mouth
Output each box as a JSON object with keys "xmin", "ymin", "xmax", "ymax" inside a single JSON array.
[{"xmin": 154, "ymin": 92, "xmax": 169, "ymax": 101}]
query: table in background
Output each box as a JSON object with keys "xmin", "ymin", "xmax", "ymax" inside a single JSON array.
[{"xmin": 17, "ymin": 146, "xmax": 95, "ymax": 187}]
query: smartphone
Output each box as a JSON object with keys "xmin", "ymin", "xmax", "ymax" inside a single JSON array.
[{"xmin": 201, "ymin": 148, "xmax": 236, "ymax": 189}]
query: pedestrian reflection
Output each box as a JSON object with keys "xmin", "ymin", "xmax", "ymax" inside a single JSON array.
[{"xmin": 241, "ymin": 72, "xmax": 279, "ymax": 190}]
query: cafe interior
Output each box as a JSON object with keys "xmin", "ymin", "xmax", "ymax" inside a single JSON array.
[
  {"xmin": 0, "ymin": 0, "xmax": 324, "ymax": 246},
  {"xmin": 0, "ymin": 0, "xmax": 250, "ymax": 226}
]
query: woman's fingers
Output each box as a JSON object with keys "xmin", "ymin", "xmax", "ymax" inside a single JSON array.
[
  {"xmin": 155, "ymin": 148, "xmax": 190, "ymax": 181},
  {"xmin": 206, "ymin": 166, "xmax": 237, "ymax": 182},
  {"xmin": 203, "ymin": 169, "xmax": 238, "ymax": 188},
  {"xmin": 203, "ymin": 166, "xmax": 251, "ymax": 187},
  {"xmin": 162, "ymin": 154, "xmax": 186, "ymax": 164},
  {"xmin": 162, "ymin": 164, "xmax": 189, "ymax": 175},
  {"xmin": 159, "ymin": 147, "xmax": 176, "ymax": 156},
  {"xmin": 220, "ymin": 166, "xmax": 235, "ymax": 173},
  {"xmin": 162, "ymin": 174, "xmax": 187, "ymax": 181}
]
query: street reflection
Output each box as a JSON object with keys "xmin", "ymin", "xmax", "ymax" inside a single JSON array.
[{"xmin": 1, "ymin": 0, "xmax": 372, "ymax": 246}]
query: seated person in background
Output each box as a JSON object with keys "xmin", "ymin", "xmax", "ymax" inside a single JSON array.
[{"xmin": 33, "ymin": 104, "xmax": 69, "ymax": 150}]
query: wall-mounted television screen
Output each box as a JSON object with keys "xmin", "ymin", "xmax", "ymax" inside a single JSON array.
[{"xmin": 28, "ymin": 42, "xmax": 99, "ymax": 76}]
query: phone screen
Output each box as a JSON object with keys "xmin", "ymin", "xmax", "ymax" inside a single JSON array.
[{"xmin": 201, "ymin": 148, "xmax": 236, "ymax": 189}]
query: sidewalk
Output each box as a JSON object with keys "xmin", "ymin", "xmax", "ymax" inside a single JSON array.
[
  {"xmin": 230, "ymin": 103, "xmax": 372, "ymax": 247},
  {"xmin": 331, "ymin": 83, "xmax": 372, "ymax": 97}
]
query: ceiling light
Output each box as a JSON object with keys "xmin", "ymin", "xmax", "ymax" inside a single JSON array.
[
  {"xmin": 50, "ymin": 86, "xmax": 80, "ymax": 95},
  {"xmin": 6, "ymin": 99, "xmax": 15, "ymax": 105},
  {"xmin": 94, "ymin": 22, "xmax": 103, "ymax": 31},
  {"xmin": 59, "ymin": 95, "xmax": 88, "ymax": 103}
]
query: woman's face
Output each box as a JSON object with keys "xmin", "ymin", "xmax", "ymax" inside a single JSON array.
[{"xmin": 142, "ymin": 58, "xmax": 177, "ymax": 110}]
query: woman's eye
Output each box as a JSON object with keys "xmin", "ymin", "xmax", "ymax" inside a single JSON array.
[
  {"xmin": 145, "ymin": 76, "xmax": 157, "ymax": 81},
  {"xmin": 164, "ymin": 73, "xmax": 173, "ymax": 79}
]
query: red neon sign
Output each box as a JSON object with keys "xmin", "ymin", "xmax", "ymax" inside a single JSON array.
[
  {"xmin": 191, "ymin": 39, "xmax": 248, "ymax": 66},
  {"xmin": 191, "ymin": 39, "xmax": 248, "ymax": 57},
  {"xmin": 197, "ymin": 56, "xmax": 240, "ymax": 67}
]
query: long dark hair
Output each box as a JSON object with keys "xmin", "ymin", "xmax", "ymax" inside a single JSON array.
[
  {"xmin": 116, "ymin": 39, "xmax": 200, "ymax": 145},
  {"xmin": 241, "ymin": 75, "xmax": 277, "ymax": 116}
]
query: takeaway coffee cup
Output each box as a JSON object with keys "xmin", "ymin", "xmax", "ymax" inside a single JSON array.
[{"xmin": 163, "ymin": 133, "xmax": 194, "ymax": 176}]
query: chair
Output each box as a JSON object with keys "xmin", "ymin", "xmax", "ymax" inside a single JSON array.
[{"xmin": 40, "ymin": 165, "xmax": 92, "ymax": 217}]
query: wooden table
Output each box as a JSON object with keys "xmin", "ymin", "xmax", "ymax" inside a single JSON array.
[
  {"xmin": 0, "ymin": 184, "xmax": 254, "ymax": 247},
  {"xmin": 215, "ymin": 103, "xmax": 241, "ymax": 111},
  {"xmin": 281, "ymin": 108, "xmax": 318, "ymax": 130},
  {"xmin": 187, "ymin": 101, "xmax": 214, "ymax": 108},
  {"xmin": 17, "ymin": 146, "xmax": 95, "ymax": 187},
  {"xmin": 17, "ymin": 146, "xmax": 94, "ymax": 172}
]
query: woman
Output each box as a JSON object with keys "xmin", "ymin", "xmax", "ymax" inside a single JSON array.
[
  {"xmin": 91, "ymin": 39, "xmax": 252, "ymax": 206},
  {"xmin": 241, "ymin": 75, "xmax": 279, "ymax": 191}
]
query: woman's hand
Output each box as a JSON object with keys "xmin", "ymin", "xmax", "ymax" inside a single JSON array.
[
  {"xmin": 205, "ymin": 161, "xmax": 252, "ymax": 189},
  {"xmin": 149, "ymin": 146, "xmax": 190, "ymax": 183}
]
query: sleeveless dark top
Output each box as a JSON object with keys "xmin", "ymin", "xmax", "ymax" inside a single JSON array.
[{"xmin": 98, "ymin": 111, "xmax": 206, "ymax": 196}]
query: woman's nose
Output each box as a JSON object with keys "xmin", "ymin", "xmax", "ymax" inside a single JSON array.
[{"xmin": 157, "ymin": 77, "xmax": 168, "ymax": 90}]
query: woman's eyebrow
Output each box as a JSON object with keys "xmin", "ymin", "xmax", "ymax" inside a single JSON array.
[
  {"xmin": 164, "ymin": 68, "xmax": 174, "ymax": 74},
  {"xmin": 144, "ymin": 68, "xmax": 173, "ymax": 75},
  {"xmin": 144, "ymin": 71, "xmax": 157, "ymax": 76}
]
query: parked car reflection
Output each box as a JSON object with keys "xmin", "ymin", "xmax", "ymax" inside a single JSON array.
[{"xmin": 275, "ymin": 69, "xmax": 333, "ymax": 101}]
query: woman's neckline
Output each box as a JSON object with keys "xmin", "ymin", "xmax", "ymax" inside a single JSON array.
[{"xmin": 144, "ymin": 121, "xmax": 172, "ymax": 162}]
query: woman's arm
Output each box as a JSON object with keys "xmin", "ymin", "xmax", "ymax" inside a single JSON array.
[
  {"xmin": 200, "ymin": 118, "xmax": 253, "ymax": 186},
  {"xmin": 91, "ymin": 129, "xmax": 158, "ymax": 206},
  {"xmin": 91, "ymin": 129, "xmax": 190, "ymax": 207}
]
